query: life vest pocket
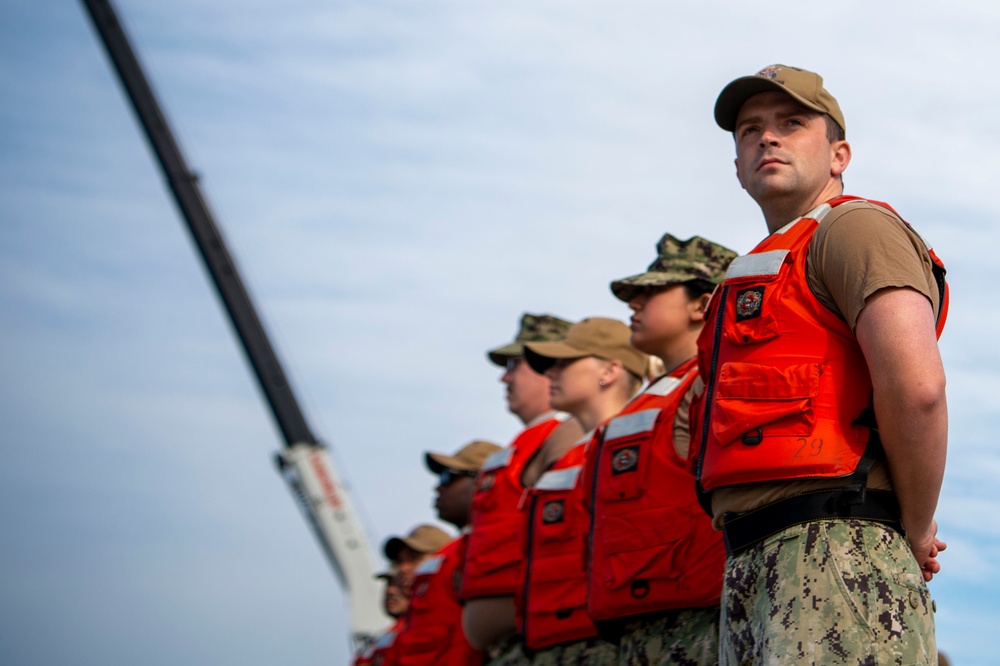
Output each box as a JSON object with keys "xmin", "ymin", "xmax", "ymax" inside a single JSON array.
[
  {"xmin": 710, "ymin": 361, "xmax": 820, "ymax": 446},
  {"xmin": 530, "ymin": 551, "xmax": 589, "ymax": 612},
  {"xmin": 599, "ymin": 507, "xmax": 693, "ymax": 590}
]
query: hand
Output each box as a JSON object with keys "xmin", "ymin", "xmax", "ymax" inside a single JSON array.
[{"xmin": 908, "ymin": 519, "xmax": 947, "ymax": 582}]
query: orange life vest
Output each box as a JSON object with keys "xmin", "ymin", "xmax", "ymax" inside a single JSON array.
[
  {"xmin": 691, "ymin": 197, "xmax": 948, "ymax": 499},
  {"xmin": 396, "ymin": 536, "xmax": 483, "ymax": 666},
  {"xmin": 516, "ymin": 444, "xmax": 595, "ymax": 650},
  {"xmin": 584, "ymin": 359, "xmax": 724, "ymax": 621},
  {"xmin": 461, "ymin": 415, "xmax": 563, "ymax": 600},
  {"xmin": 369, "ymin": 618, "xmax": 406, "ymax": 666}
]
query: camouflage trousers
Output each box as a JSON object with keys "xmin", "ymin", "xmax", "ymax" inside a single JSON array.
[
  {"xmin": 720, "ymin": 519, "xmax": 937, "ymax": 666},
  {"xmin": 527, "ymin": 635, "xmax": 618, "ymax": 665},
  {"xmin": 618, "ymin": 606, "xmax": 720, "ymax": 666},
  {"xmin": 486, "ymin": 634, "xmax": 530, "ymax": 666}
]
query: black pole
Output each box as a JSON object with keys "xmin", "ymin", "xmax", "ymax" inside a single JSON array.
[{"xmin": 79, "ymin": 0, "xmax": 318, "ymax": 448}]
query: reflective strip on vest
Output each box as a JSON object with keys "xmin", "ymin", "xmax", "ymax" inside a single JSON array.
[
  {"xmin": 374, "ymin": 631, "xmax": 398, "ymax": 649},
  {"xmin": 645, "ymin": 375, "xmax": 682, "ymax": 397},
  {"xmin": 535, "ymin": 466, "xmax": 581, "ymax": 491},
  {"xmin": 482, "ymin": 448, "xmax": 514, "ymax": 472},
  {"xmin": 725, "ymin": 249, "xmax": 789, "ymax": 280},
  {"xmin": 605, "ymin": 408, "xmax": 660, "ymax": 441},
  {"xmin": 414, "ymin": 555, "xmax": 444, "ymax": 576}
]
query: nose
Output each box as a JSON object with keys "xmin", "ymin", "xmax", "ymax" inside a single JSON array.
[
  {"xmin": 628, "ymin": 295, "xmax": 644, "ymax": 312},
  {"xmin": 759, "ymin": 125, "xmax": 779, "ymax": 147}
]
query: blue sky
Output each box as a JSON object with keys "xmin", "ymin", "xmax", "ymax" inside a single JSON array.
[{"xmin": 2, "ymin": 0, "xmax": 998, "ymax": 664}]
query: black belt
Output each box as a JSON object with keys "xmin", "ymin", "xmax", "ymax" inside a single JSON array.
[{"xmin": 721, "ymin": 488, "xmax": 903, "ymax": 557}]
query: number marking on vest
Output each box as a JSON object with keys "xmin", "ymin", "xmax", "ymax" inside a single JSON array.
[{"xmin": 794, "ymin": 437, "xmax": 825, "ymax": 457}]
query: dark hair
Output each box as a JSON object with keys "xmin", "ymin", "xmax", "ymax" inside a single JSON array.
[
  {"xmin": 682, "ymin": 279, "xmax": 717, "ymax": 300},
  {"xmin": 824, "ymin": 115, "xmax": 845, "ymax": 143}
]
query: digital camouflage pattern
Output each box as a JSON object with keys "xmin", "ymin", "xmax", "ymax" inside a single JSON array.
[
  {"xmin": 488, "ymin": 313, "xmax": 574, "ymax": 366},
  {"xmin": 528, "ymin": 635, "xmax": 618, "ymax": 666},
  {"xmin": 720, "ymin": 520, "xmax": 937, "ymax": 666},
  {"xmin": 617, "ymin": 606, "xmax": 720, "ymax": 666},
  {"xmin": 610, "ymin": 235, "xmax": 738, "ymax": 303},
  {"xmin": 486, "ymin": 635, "xmax": 530, "ymax": 666}
]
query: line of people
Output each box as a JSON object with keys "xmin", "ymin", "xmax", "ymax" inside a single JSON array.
[{"xmin": 353, "ymin": 64, "xmax": 951, "ymax": 666}]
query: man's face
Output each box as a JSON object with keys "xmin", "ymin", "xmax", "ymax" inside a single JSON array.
[
  {"xmin": 434, "ymin": 468, "xmax": 476, "ymax": 529},
  {"xmin": 501, "ymin": 356, "xmax": 551, "ymax": 422},
  {"xmin": 383, "ymin": 574, "xmax": 409, "ymax": 618},
  {"xmin": 733, "ymin": 91, "xmax": 843, "ymax": 208}
]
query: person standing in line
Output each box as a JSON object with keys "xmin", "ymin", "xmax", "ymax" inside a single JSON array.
[
  {"xmin": 461, "ymin": 314, "xmax": 582, "ymax": 666},
  {"xmin": 691, "ymin": 64, "xmax": 949, "ymax": 665},
  {"xmin": 513, "ymin": 317, "xmax": 650, "ymax": 664},
  {"xmin": 582, "ymin": 234, "xmax": 736, "ymax": 665},
  {"xmin": 369, "ymin": 524, "xmax": 453, "ymax": 666},
  {"xmin": 395, "ymin": 440, "xmax": 503, "ymax": 666}
]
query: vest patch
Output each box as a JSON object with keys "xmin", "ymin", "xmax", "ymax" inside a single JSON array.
[
  {"xmin": 477, "ymin": 472, "xmax": 495, "ymax": 492},
  {"xmin": 735, "ymin": 286, "xmax": 765, "ymax": 321},
  {"xmin": 542, "ymin": 499, "xmax": 565, "ymax": 524},
  {"xmin": 612, "ymin": 446, "xmax": 639, "ymax": 475}
]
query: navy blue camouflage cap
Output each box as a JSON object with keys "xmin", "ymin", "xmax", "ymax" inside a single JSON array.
[
  {"xmin": 487, "ymin": 313, "xmax": 573, "ymax": 366},
  {"xmin": 610, "ymin": 234, "xmax": 737, "ymax": 303}
]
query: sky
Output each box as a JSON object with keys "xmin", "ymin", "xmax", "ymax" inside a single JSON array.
[{"xmin": 1, "ymin": 0, "xmax": 998, "ymax": 664}]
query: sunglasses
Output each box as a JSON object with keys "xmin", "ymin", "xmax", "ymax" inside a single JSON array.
[{"xmin": 439, "ymin": 468, "xmax": 477, "ymax": 486}]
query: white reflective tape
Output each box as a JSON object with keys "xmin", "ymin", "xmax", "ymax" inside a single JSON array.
[
  {"xmin": 482, "ymin": 447, "xmax": 513, "ymax": 472},
  {"xmin": 374, "ymin": 631, "xmax": 398, "ymax": 649},
  {"xmin": 535, "ymin": 465, "xmax": 582, "ymax": 491},
  {"xmin": 605, "ymin": 409, "xmax": 660, "ymax": 440},
  {"xmin": 726, "ymin": 250, "xmax": 789, "ymax": 280},
  {"xmin": 645, "ymin": 375, "xmax": 682, "ymax": 397},
  {"xmin": 414, "ymin": 555, "xmax": 444, "ymax": 576}
]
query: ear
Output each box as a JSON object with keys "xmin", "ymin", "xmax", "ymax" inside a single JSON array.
[
  {"xmin": 831, "ymin": 139, "xmax": 851, "ymax": 178},
  {"xmin": 689, "ymin": 293, "xmax": 712, "ymax": 323},
  {"xmin": 600, "ymin": 359, "xmax": 624, "ymax": 387}
]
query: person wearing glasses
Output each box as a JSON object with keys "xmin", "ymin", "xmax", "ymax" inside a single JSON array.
[
  {"xmin": 461, "ymin": 314, "xmax": 583, "ymax": 665},
  {"xmin": 513, "ymin": 317, "xmax": 651, "ymax": 664},
  {"xmin": 363, "ymin": 524, "xmax": 452, "ymax": 666},
  {"xmin": 393, "ymin": 440, "xmax": 503, "ymax": 666},
  {"xmin": 584, "ymin": 234, "xmax": 736, "ymax": 665}
]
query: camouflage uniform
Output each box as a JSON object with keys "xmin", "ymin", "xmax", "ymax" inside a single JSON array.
[
  {"xmin": 720, "ymin": 520, "xmax": 936, "ymax": 666},
  {"xmin": 610, "ymin": 234, "xmax": 738, "ymax": 303},
  {"xmin": 527, "ymin": 636, "xmax": 618, "ymax": 666},
  {"xmin": 488, "ymin": 314, "xmax": 574, "ymax": 367},
  {"xmin": 487, "ymin": 635, "xmax": 531, "ymax": 666},
  {"xmin": 617, "ymin": 607, "xmax": 720, "ymax": 666}
]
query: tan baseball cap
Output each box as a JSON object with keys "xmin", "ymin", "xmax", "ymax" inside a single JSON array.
[
  {"xmin": 425, "ymin": 439, "xmax": 503, "ymax": 474},
  {"xmin": 523, "ymin": 317, "xmax": 649, "ymax": 378},
  {"xmin": 610, "ymin": 234, "xmax": 738, "ymax": 303},
  {"xmin": 382, "ymin": 524, "xmax": 452, "ymax": 560},
  {"xmin": 487, "ymin": 313, "xmax": 573, "ymax": 366},
  {"xmin": 714, "ymin": 64, "xmax": 845, "ymax": 134}
]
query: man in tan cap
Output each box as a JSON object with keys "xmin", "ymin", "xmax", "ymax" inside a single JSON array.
[
  {"xmin": 394, "ymin": 440, "xmax": 502, "ymax": 665},
  {"xmin": 363, "ymin": 524, "xmax": 452, "ymax": 666},
  {"xmin": 692, "ymin": 64, "xmax": 949, "ymax": 664},
  {"xmin": 461, "ymin": 313, "xmax": 584, "ymax": 665}
]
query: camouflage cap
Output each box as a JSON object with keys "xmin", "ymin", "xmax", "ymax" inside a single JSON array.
[
  {"xmin": 487, "ymin": 313, "xmax": 573, "ymax": 366},
  {"xmin": 715, "ymin": 64, "xmax": 846, "ymax": 134},
  {"xmin": 382, "ymin": 524, "xmax": 452, "ymax": 560},
  {"xmin": 425, "ymin": 439, "xmax": 503, "ymax": 474},
  {"xmin": 610, "ymin": 234, "xmax": 738, "ymax": 303},
  {"xmin": 523, "ymin": 317, "xmax": 650, "ymax": 379}
]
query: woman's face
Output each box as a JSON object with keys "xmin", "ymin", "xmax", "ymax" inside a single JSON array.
[
  {"xmin": 544, "ymin": 356, "xmax": 607, "ymax": 416},
  {"xmin": 627, "ymin": 284, "xmax": 700, "ymax": 355}
]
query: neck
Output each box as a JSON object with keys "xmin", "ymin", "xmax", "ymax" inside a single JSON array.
[
  {"xmin": 760, "ymin": 180, "xmax": 843, "ymax": 234},
  {"xmin": 650, "ymin": 333, "xmax": 699, "ymax": 375},
  {"xmin": 516, "ymin": 404, "xmax": 548, "ymax": 426},
  {"xmin": 574, "ymin": 393, "xmax": 632, "ymax": 433}
]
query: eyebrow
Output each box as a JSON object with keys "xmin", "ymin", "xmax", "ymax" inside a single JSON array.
[{"xmin": 735, "ymin": 105, "xmax": 818, "ymax": 131}]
